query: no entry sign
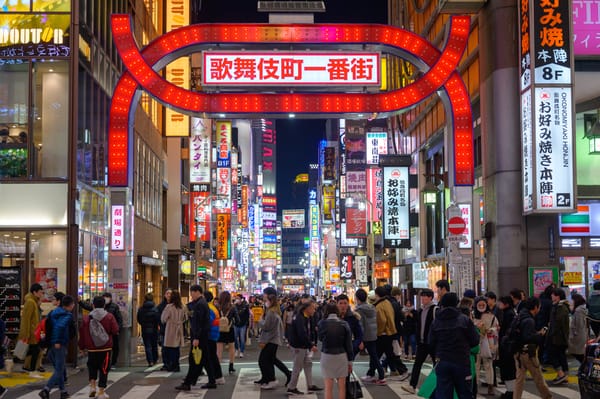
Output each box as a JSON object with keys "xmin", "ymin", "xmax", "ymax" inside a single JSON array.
[{"xmin": 448, "ymin": 216, "xmax": 466, "ymax": 235}]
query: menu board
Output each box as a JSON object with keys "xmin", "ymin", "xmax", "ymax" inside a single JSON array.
[{"xmin": 0, "ymin": 267, "xmax": 22, "ymax": 341}]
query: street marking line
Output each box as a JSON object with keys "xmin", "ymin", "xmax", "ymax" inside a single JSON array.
[{"xmin": 232, "ymin": 367, "xmax": 261, "ymax": 399}]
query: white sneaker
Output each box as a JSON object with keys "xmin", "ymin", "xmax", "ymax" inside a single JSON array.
[
  {"xmin": 360, "ymin": 375, "xmax": 376, "ymax": 382},
  {"xmin": 28, "ymin": 372, "xmax": 44, "ymax": 379},
  {"xmin": 401, "ymin": 385, "xmax": 416, "ymax": 394},
  {"xmin": 261, "ymin": 381, "xmax": 278, "ymax": 390},
  {"xmin": 398, "ymin": 372, "xmax": 411, "ymax": 381},
  {"xmin": 235, "ymin": 350, "xmax": 239, "ymax": 357},
  {"xmin": 239, "ymin": 352, "xmax": 244, "ymax": 358},
  {"xmin": 216, "ymin": 377, "xmax": 225, "ymax": 385},
  {"xmin": 97, "ymin": 393, "xmax": 109, "ymax": 399}
]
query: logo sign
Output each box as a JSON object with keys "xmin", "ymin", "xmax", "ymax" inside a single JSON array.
[
  {"xmin": 111, "ymin": 205, "xmax": 125, "ymax": 250},
  {"xmin": 216, "ymin": 213, "xmax": 231, "ymax": 260},
  {"xmin": 366, "ymin": 132, "xmax": 388, "ymax": 165},
  {"xmin": 203, "ymin": 51, "xmax": 380, "ymax": 86},
  {"xmin": 340, "ymin": 254, "xmax": 354, "ymax": 279},
  {"xmin": 383, "ymin": 166, "xmax": 410, "ymax": 248},
  {"xmin": 573, "ymin": 1, "xmax": 600, "ymax": 55},
  {"xmin": 448, "ymin": 216, "xmax": 466, "ymax": 235},
  {"xmin": 190, "ymin": 118, "xmax": 211, "ymax": 184},
  {"xmin": 374, "ymin": 260, "xmax": 390, "ymax": 279},
  {"xmin": 329, "ymin": 266, "xmax": 340, "ymax": 282},
  {"xmin": 355, "ymin": 255, "xmax": 368, "ymax": 285},
  {"xmin": 0, "ymin": 14, "xmax": 71, "ymax": 59}
]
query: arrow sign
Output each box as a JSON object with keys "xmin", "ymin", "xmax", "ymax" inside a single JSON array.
[{"xmin": 448, "ymin": 216, "xmax": 466, "ymax": 235}]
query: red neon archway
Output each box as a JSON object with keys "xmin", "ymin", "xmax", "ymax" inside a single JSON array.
[{"xmin": 109, "ymin": 15, "xmax": 473, "ymax": 186}]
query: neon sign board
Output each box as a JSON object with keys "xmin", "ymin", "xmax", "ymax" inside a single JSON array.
[
  {"xmin": 108, "ymin": 15, "xmax": 473, "ymax": 187},
  {"xmin": 203, "ymin": 51, "xmax": 380, "ymax": 86}
]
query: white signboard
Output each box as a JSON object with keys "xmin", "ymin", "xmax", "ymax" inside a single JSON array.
[
  {"xmin": 458, "ymin": 204, "xmax": 472, "ymax": 249},
  {"xmin": 521, "ymin": 89, "xmax": 533, "ymax": 213},
  {"xmin": 458, "ymin": 257, "xmax": 474, "ymax": 294},
  {"xmin": 382, "ymin": 166, "xmax": 410, "ymax": 247},
  {"xmin": 282, "ymin": 209, "xmax": 305, "ymax": 229},
  {"xmin": 366, "ymin": 132, "xmax": 388, "ymax": 165},
  {"xmin": 203, "ymin": 51, "xmax": 380, "ymax": 86},
  {"xmin": 412, "ymin": 262, "xmax": 429, "ymax": 289},
  {"xmin": 340, "ymin": 222, "xmax": 359, "ymax": 248},
  {"xmin": 533, "ymin": 87, "xmax": 574, "ymax": 211},
  {"xmin": 190, "ymin": 118, "xmax": 212, "ymax": 184},
  {"xmin": 346, "ymin": 170, "xmax": 366, "ymax": 193},
  {"xmin": 111, "ymin": 205, "xmax": 125, "ymax": 250},
  {"xmin": 355, "ymin": 255, "xmax": 368, "ymax": 285}
]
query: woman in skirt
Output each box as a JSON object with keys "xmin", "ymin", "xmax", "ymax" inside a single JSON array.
[
  {"xmin": 318, "ymin": 302, "xmax": 354, "ymax": 399},
  {"xmin": 216, "ymin": 291, "xmax": 239, "ymax": 374}
]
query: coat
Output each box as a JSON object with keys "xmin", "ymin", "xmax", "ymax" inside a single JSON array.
[
  {"xmin": 137, "ymin": 301, "xmax": 160, "ymax": 335},
  {"xmin": 259, "ymin": 307, "xmax": 283, "ymax": 346},
  {"xmin": 19, "ymin": 293, "xmax": 41, "ymax": 343},
  {"xmin": 568, "ymin": 304, "xmax": 588, "ymax": 356},
  {"xmin": 548, "ymin": 300, "xmax": 570, "ymax": 347},
  {"xmin": 355, "ymin": 302, "xmax": 378, "ymax": 342},
  {"xmin": 160, "ymin": 303, "xmax": 187, "ymax": 348},
  {"xmin": 374, "ymin": 297, "xmax": 397, "ymax": 336},
  {"xmin": 79, "ymin": 308, "xmax": 120, "ymax": 351}
]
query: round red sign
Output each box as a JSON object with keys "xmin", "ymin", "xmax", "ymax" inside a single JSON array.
[{"xmin": 448, "ymin": 216, "xmax": 466, "ymax": 235}]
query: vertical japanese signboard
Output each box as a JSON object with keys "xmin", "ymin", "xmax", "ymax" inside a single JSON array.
[
  {"xmin": 216, "ymin": 120, "xmax": 232, "ymax": 211},
  {"xmin": 165, "ymin": 0, "xmax": 190, "ymax": 136},
  {"xmin": 355, "ymin": 255, "xmax": 368, "ymax": 285},
  {"xmin": 382, "ymin": 165, "xmax": 410, "ymax": 248},
  {"xmin": 366, "ymin": 167, "xmax": 383, "ymax": 222},
  {"xmin": 190, "ymin": 184, "xmax": 210, "ymax": 242},
  {"xmin": 111, "ymin": 205, "xmax": 125, "ymax": 250},
  {"xmin": 519, "ymin": 0, "xmax": 575, "ymax": 214},
  {"xmin": 216, "ymin": 213, "xmax": 231, "ymax": 260},
  {"xmin": 366, "ymin": 132, "xmax": 388, "ymax": 165},
  {"xmin": 190, "ymin": 118, "xmax": 211, "ymax": 184},
  {"xmin": 340, "ymin": 254, "xmax": 354, "ymax": 279}
]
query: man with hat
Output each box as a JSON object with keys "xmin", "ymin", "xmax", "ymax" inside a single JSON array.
[
  {"xmin": 428, "ymin": 292, "xmax": 479, "ymax": 399},
  {"xmin": 402, "ymin": 288, "xmax": 437, "ymax": 394}
]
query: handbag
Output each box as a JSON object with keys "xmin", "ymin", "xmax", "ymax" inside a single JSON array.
[
  {"xmin": 192, "ymin": 346, "xmax": 202, "ymax": 365},
  {"xmin": 346, "ymin": 373, "xmax": 363, "ymax": 399},
  {"xmin": 480, "ymin": 335, "xmax": 493, "ymax": 359},
  {"xmin": 13, "ymin": 339, "xmax": 29, "ymax": 360}
]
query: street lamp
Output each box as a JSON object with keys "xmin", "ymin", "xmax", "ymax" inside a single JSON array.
[{"xmin": 422, "ymin": 181, "xmax": 439, "ymax": 205}]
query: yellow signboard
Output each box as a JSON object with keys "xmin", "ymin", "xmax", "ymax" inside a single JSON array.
[
  {"xmin": 216, "ymin": 213, "xmax": 231, "ymax": 260},
  {"xmin": 563, "ymin": 271, "xmax": 582, "ymax": 285}
]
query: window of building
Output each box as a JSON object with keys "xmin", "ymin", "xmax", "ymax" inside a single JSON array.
[{"xmin": 78, "ymin": 230, "xmax": 107, "ymax": 299}]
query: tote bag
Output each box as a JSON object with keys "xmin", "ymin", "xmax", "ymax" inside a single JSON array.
[
  {"xmin": 346, "ymin": 373, "xmax": 363, "ymax": 399},
  {"xmin": 13, "ymin": 339, "xmax": 29, "ymax": 360}
]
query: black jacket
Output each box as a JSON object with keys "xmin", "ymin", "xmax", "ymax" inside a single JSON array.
[
  {"xmin": 106, "ymin": 301, "xmax": 123, "ymax": 330},
  {"xmin": 235, "ymin": 302, "xmax": 250, "ymax": 327},
  {"xmin": 137, "ymin": 301, "xmax": 160, "ymax": 335},
  {"xmin": 288, "ymin": 310, "xmax": 316, "ymax": 349},
  {"xmin": 387, "ymin": 296, "xmax": 405, "ymax": 336},
  {"xmin": 341, "ymin": 310, "xmax": 363, "ymax": 355},
  {"xmin": 416, "ymin": 303, "xmax": 436, "ymax": 345},
  {"xmin": 517, "ymin": 308, "xmax": 544, "ymax": 347},
  {"xmin": 318, "ymin": 315, "xmax": 354, "ymax": 361},
  {"xmin": 428, "ymin": 306, "xmax": 479, "ymax": 366},
  {"xmin": 188, "ymin": 297, "xmax": 211, "ymax": 341}
]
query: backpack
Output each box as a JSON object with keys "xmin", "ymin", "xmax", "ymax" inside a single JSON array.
[
  {"xmin": 219, "ymin": 315, "xmax": 231, "ymax": 332},
  {"xmin": 501, "ymin": 314, "xmax": 522, "ymax": 354},
  {"xmin": 89, "ymin": 316, "xmax": 110, "ymax": 347},
  {"xmin": 35, "ymin": 313, "xmax": 53, "ymax": 348}
]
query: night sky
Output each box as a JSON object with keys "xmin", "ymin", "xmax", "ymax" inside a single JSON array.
[{"xmin": 194, "ymin": 0, "xmax": 388, "ymax": 212}]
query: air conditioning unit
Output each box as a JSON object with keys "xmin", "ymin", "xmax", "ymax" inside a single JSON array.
[{"xmin": 438, "ymin": 0, "xmax": 487, "ymax": 14}]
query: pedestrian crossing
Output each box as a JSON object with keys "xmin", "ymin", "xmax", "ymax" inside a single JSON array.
[{"xmin": 3, "ymin": 363, "xmax": 583, "ymax": 399}]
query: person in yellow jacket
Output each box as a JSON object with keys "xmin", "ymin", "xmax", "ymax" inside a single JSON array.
[
  {"xmin": 373, "ymin": 286, "xmax": 403, "ymax": 377},
  {"xmin": 18, "ymin": 283, "xmax": 44, "ymax": 375}
]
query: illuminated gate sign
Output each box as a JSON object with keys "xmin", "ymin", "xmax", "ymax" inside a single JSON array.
[
  {"xmin": 108, "ymin": 15, "xmax": 474, "ymax": 187},
  {"xmin": 203, "ymin": 51, "xmax": 380, "ymax": 86}
]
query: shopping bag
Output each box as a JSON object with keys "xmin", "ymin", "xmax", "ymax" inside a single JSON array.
[
  {"xmin": 192, "ymin": 346, "xmax": 202, "ymax": 365},
  {"xmin": 13, "ymin": 339, "xmax": 29, "ymax": 360},
  {"xmin": 479, "ymin": 336, "xmax": 493, "ymax": 359},
  {"xmin": 346, "ymin": 373, "xmax": 363, "ymax": 399},
  {"xmin": 417, "ymin": 367, "xmax": 459, "ymax": 399}
]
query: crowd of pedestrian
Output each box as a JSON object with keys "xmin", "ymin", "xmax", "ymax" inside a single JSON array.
[{"xmin": 5, "ymin": 279, "xmax": 600, "ymax": 399}]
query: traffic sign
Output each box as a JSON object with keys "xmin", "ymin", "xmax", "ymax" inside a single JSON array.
[{"xmin": 448, "ymin": 216, "xmax": 466, "ymax": 235}]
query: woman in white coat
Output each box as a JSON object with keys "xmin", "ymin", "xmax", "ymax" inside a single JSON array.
[
  {"xmin": 568, "ymin": 293, "xmax": 588, "ymax": 364},
  {"xmin": 160, "ymin": 290, "xmax": 187, "ymax": 372}
]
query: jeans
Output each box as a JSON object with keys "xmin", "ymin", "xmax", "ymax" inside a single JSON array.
[
  {"xmin": 234, "ymin": 325, "xmax": 247, "ymax": 353},
  {"xmin": 548, "ymin": 344, "xmax": 569, "ymax": 373},
  {"xmin": 46, "ymin": 346, "xmax": 67, "ymax": 392},
  {"xmin": 434, "ymin": 360, "xmax": 473, "ymax": 399},
  {"xmin": 403, "ymin": 333, "xmax": 417, "ymax": 356},
  {"xmin": 142, "ymin": 333, "xmax": 159, "ymax": 365},
  {"xmin": 87, "ymin": 350, "xmax": 111, "ymax": 388},
  {"xmin": 364, "ymin": 340, "xmax": 385, "ymax": 380}
]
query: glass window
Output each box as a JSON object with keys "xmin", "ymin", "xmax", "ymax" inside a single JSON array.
[
  {"xmin": 32, "ymin": 60, "xmax": 69, "ymax": 178},
  {"xmin": 0, "ymin": 62, "xmax": 29, "ymax": 178},
  {"xmin": 78, "ymin": 231, "xmax": 107, "ymax": 299},
  {"xmin": 30, "ymin": 230, "xmax": 67, "ymax": 309}
]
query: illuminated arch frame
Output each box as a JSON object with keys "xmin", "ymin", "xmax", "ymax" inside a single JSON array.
[{"xmin": 109, "ymin": 15, "xmax": 473, "ymax": 186}]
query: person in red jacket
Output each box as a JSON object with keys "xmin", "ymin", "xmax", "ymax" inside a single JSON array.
[{"xmin": 79, "ymin": 296, "xmax": 119, "ymax": 399}]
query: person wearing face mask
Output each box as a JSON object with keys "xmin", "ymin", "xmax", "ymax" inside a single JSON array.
[
  {"xmin": 101, "ymin": 293, "xmax": 123, "ymax": 368},
  {"xmin": 473, "ymin": 296, "xmax": 499, "ymax": 395}
]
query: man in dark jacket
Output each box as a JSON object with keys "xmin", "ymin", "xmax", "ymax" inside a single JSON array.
[
  {"xmin": 428, "ymin": 292, "xmax": 479, "ymax": 399},
  {"xmin": 79, "ymin": 296, "xmax": 120, "ymax": 399},
  {"xmin": 176, "ymin": 285, "xmax": 211, "ymax": 391},
  {"xmin": 233, "ymin": 294, "xmax": 250, "ymax": 358},
  {"xmin": 286, "ymin": 299, "xmax": 321, "ymax": 395},
  {"xmin": 100, "ymin": 293, "xmax": 123, "ymax": 368},
  {"xmin": 136, "ymin": 293, "xmax": 160, "ymax": 367},
  {"xmin": 546, "ymin": 288, "xmax": 570, "ymax": 385},
  {"xmin": 513, "ymin": 297, "xmax": 552, "ymax": 399},
  {"xmin": 336, "ymin": 294, "xmax": 363, "ymax": 357},
  {"xmin": 403, "ymin": 288, "xmax": 436, "ymax": 394}
]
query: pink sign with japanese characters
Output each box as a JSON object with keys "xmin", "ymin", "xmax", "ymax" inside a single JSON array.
[
  {"xmin": 202, "ymin": 51, "xmax": 380, "ymax": 86},
  {"xmin": 573, "ymin": 1, "xmax": 600, "ymax": 55}
]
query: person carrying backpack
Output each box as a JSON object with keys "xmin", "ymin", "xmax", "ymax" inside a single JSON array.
[{"xmin": 79, "ymin": 296, "xmax": 119, "ymax": 399}]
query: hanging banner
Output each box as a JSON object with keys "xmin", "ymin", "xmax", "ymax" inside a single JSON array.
[
  {"xmin": 355, "ymin": 255, "xmax": 368, "ymax": 285},
  {"xmin": 216, "ymin": 120, "xmax": 231, "ymax": 168},
  {"xmin": 366, "ymin": 132, "xmax": 388, "ymax": 165},
  {"xmin": 190, "ymin": 187, "xmax": 210, "ymax": 242},
  {"xmin": 382, "ymin": 165, "xmax": 410, "ymax": 248},
  {"xmin": 190, "ymin": 118, "xmax": 212, "ymax": 184},
  {"xmin": 111, "ymin": 205, "xmax": 125, "ymax": 251},
  {"xmin": 340, "ymin": 254, "xmax": 354, "ymax": 279},
  {"xmin": 239, "ymin": 185, "xmax": 248, "ymax": 228},
  {"xmin": 346, "ymin": 206, "xmax": 367, "ymax": 237},
  {"xmin": 366, "ymin": 167, "xmax": 383, "ymax": 222},
  {"xmin": 216, "ymin": 213, "xmax": 231, "ymax": 260}
]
